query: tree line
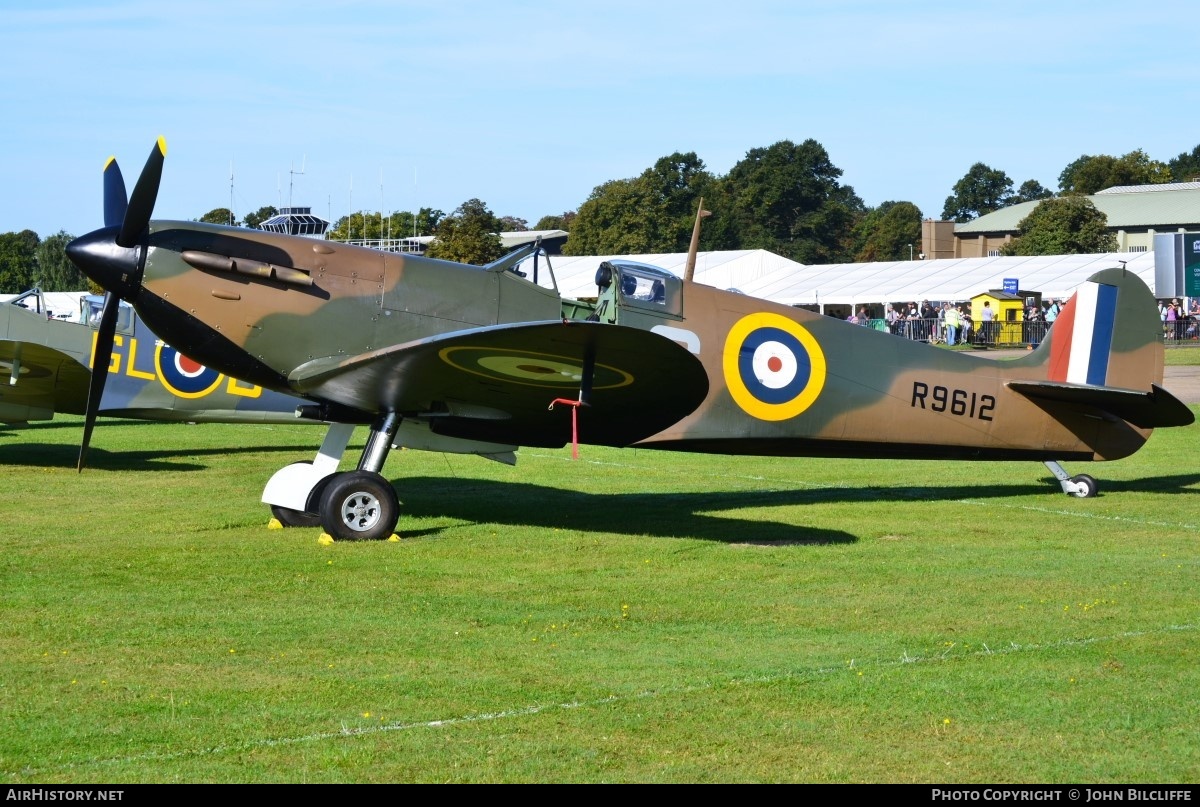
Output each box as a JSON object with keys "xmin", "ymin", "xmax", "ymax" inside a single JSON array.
[{"xmin": 5, "ymin": 142, "xmax": 1200, "ymax": 292}]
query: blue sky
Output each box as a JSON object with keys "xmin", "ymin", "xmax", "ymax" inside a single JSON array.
[{"xmin": 3, "ymin": 1, "xmax": 1198, "ymax": 238}]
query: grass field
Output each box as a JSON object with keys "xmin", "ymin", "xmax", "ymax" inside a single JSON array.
[
  {"xmin": 1, "ymin": 408, "xmax": 1197, "ymax": 783},
  {"xmin": 1165, "ymin": 346, "xmax": 1200, "ymax": 365}
]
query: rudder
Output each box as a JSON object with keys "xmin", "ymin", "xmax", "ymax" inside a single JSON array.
[
  {"xmin": 1031, "ymin": 267, "xmax": 1163, "ymax": 392},
  {"xmin": 1011, "ymin": 267, "xmax": 1192, "ymax": 429}
]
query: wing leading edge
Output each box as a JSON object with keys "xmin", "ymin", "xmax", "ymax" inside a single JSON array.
[{"xmin": 289, "ymin": 320, "xmax": 710, "ymax": 448}]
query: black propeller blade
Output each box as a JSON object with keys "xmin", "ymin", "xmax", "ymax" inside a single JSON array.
[
  {"xmin": 70, "ymin": 136, "xmax": 167, "ymax": 471},
  {"xmin": 118, "ymin": 136, "xmax": 166, "ymax": 248},
  {"xmin": 102, "ymin": 157, "xmax": 127, "ymax": 229},
  {"xmin": 77, "ymin": 292, "xmax": 120, "ymax": 471}
]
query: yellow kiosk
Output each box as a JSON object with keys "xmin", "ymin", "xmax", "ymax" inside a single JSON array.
[{"xmin": 970, "ymin": 289, "xmax": 1038, "ymax": 346}]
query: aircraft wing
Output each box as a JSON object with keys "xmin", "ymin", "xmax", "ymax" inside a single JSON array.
[
  {"xmin": 288, "ymin": 320, "xmax": 710, "ymax": 447},
  {"xmin": 1007, "ymin": 380, "xmax": 1195, "ymax": 429},
  {"xmin": 0, "ymin": 340, "xmax": 91, "ymax": 421}
]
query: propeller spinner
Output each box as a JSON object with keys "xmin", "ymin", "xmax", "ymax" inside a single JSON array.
[{"xmin": 67, "ymin": 136, "xmax": 167, "ymax": 470}]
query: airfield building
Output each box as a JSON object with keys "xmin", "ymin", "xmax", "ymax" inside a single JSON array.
[{"xmin": 929, "ymin": 182, "xmax": 1200, "ymax": 259}]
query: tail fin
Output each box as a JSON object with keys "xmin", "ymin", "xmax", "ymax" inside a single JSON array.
[{"xmin": 1009, "ymin": 268, "xmax": 1193, "ymax": 428}]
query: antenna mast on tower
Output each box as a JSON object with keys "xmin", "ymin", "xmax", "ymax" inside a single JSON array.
[{"xmin": 288, "ymin": 156, "xmax": 306, "ymax": 208}]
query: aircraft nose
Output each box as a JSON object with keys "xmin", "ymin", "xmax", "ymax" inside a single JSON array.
[{"xmin": 66, "ymin": 227, "xmax": 144, "ymax": 300}]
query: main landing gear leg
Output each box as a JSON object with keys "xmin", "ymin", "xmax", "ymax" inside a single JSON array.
[
  {"xmin": 317, "ymin": 413, "xmax": 402, "ymax": 541},
  {"xmin": 1043, "ymin": 460, "xmax": 1098, "ymax": 499}
]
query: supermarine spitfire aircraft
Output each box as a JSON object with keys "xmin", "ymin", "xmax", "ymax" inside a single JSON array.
[
  {"xmin": 0, "ymin": 288, "xmax": 315, "ymax": 427},
  {"xmin": 66, "ymin": 138, "xmax": 1195, "ymax": 541}
]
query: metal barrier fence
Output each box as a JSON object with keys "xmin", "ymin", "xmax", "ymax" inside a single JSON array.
[
  {"xmin": 867, "ymin": 317, "xmax": 1200, "ymax": 348},
  {"xmin": 1164, "ymin": 317, "xmax": 1199, "ymax": 345}
]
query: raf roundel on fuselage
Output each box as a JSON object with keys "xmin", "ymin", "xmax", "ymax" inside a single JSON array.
[{"xmin": 723, "ymin": 312, "xmax": 826, "ymax": 421}]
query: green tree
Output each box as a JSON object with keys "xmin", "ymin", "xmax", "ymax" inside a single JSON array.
[
  {"xmin": 413, "ymin": 207, "xmax": 444, "ymax": 237},
  {"xmin": 329, "ymin": 211, "xmax": 369, "ymax": 240},
  {"xmin": 243, "ymin": 206, "xmax": 277, "ymax": 229},
  {"xmin": 534, "ymin": 211, "xmax": 576, "ymax": 231},
  {"xmin": 497, "ymin": 216, "xmax": 528, "ymax": 232},
  {"xmin": 642, "ymin": 152, "xmax": 718, "ymax": 249},
  {"xmin": 34, "ymin": 231, "xmax": 85, "ymax": 291},
  {"xmin": 425, "ymin": 199, "xmax": 504, "ymax": 264},
  {"xmin": 0, "ymin": 229, "xmax": 40, "ymax": 293},
  {"xmin": 715, "ymin": 139, "xmax": 863, "ymax": 263},
  {"xmin": 564, "ymin": 178, "xmax": 654, "ymax": 256},
  {"xmin": 327, "ymin": 207, "xmax": 443, "ymax": 241},
  {"xmin": 1058, "ymin": 150, "xmax": 1171, "ymax": 195},
  {"xmin": 851, "ymin": 201, "xmax": 923, "ymax": 262},
  {"xmin": 1168, "ymin": 145, "xmax": 1200, "ymax": 183},
  {"xmin": 999, "ymin": 197, "xmax": 1118, "ymax": 256},
  {"xmin": 199, "ymin": 208, "xmax": 236, "ymax": 225},
  {"xmin": 942, "ymin": 163, "xmax": 1013, "ymax": 222},
  {"xmin": 1011, "ymin": 179, "xmax": 1054, "ymax": 204},
  {"xmin": 388, "ymin": 208, "xmax": 444, "ymax": 238},
  {"xmin": 564, "ymin": 152, "xmax": 717, "ymax": 256}
]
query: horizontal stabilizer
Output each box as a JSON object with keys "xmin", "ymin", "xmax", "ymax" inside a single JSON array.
[{"xmin": 1007, "ymin": 380, "xmax": 1194, "ymax": 429}]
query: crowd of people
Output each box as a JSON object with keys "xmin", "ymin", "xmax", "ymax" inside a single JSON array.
[
  {"xmin": 848, "ymin": 295, "xmax": 1198, "ymax": 345},
  {"xmin": 1161, "ymin": 298, "xmax": 1200, "ymax": 341},
  {"xmin": 849, "ymin": 297, "xmax": 1068, "ymax": 347}
]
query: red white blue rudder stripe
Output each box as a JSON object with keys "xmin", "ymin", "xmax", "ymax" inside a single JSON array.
[{"xmin": 1048, "ymin": 281, "xmax": 1118, "ymax": 386}]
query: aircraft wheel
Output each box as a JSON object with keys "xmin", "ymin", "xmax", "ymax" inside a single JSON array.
[
  {"xmin": 270, "ymin": 504, "xmax": 322, "ymax": 528},
  {"xmin": 267, "ymin": 462, "xmax": 332, "ymax": 528},
  {"xmin": 1069, "ymin": 474, "xmax": 1098, "ymax": 498},
  {"xmin": 319, "ymin": 471, "xmax": 399, "ymax": 541}
]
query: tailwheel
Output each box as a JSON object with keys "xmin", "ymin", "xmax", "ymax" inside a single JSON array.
[
  {"xmin": 319, "ymin": 470, "xmax": 399, "ymax": 541},
  {"xmin": 1069, "ymin": 474, "xmax": 1098, "ymax": 499}
]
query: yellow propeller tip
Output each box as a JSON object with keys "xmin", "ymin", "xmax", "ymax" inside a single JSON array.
[
  {"xmin": 103, "ymin": 155, "xmax": 117, "ymax": 171},
  {"xmin": 157, "ymin": 135, "xmax": 167, "ymax": 156}
]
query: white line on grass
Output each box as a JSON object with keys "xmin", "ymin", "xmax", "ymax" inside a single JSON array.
[
  {"xmin": 952, "ymin": 499, "xmax": 1200, "ymax": 530},
  {"xmin": 16, "ymin": 623, "xmax": 1197, "ymax": 778}
]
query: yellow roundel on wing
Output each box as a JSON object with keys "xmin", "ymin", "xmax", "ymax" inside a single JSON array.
[
  {"xmin": 439, "ymin": 346, "xmax": 633, "ymax": 390},
  {"xmin": 722, "ymin": 312, "xmax": 826, "ymax": 421}
]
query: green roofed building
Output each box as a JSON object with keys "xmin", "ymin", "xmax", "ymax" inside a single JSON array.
[{"xmin": 934, "ymin": 182, "xmax": 1200, "ymax": 258}]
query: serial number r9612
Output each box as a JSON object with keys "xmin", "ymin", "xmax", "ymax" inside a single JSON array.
[{"xmin": 911, "ymin": 381, "xmax": 995, "ymax": 421}]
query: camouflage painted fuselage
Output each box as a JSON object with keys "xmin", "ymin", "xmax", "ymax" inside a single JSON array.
[
  {"xmin": 71, "ymin": 220, "xmax": 1191, "ymax": 464},
  {"xmin": 620, "ymin": 268, "xmax": 1176, "ymax": 462},
  {"xmin": 0, "ymin": 291, "xmax": 312, "ymax": 424}
]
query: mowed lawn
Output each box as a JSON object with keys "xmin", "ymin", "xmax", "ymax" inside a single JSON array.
[{"xmin": 0, "ymin": 406, "xmax": 1197, "ymax": 783}]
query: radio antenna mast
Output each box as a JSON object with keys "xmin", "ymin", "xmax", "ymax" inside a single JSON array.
[{"xmin": 288, "ymin": 155, "xmax": 306, "ymax": 208}]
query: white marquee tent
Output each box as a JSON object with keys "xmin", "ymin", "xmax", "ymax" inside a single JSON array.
[
  {"xmin": 526, "ymin": 249, "xmax": 1161, "ymax": 309},
  {"xmin": 5, "ymin": 251, "xmax": 1166, "ymax": 322}
]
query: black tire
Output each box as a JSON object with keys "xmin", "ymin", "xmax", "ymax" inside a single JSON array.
[
  {"xmin": 267, "ymin": 462, "xmax": 331, "ymax": 528},
  {"xmin": 318, "ymin": 470, "xmax": 399, "ymax": 541},
  {"xmin": 1069, "ymin": 474, "xmax": 1098, "ymax": 499},
  {"xmin": 270, "ymin": 504, "xmax": 323, "ymax": 528}
]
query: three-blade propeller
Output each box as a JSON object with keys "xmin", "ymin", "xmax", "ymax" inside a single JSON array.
[{"xmin": 73, "ymin": 137, "xmax": 167, "ymax": 471}]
